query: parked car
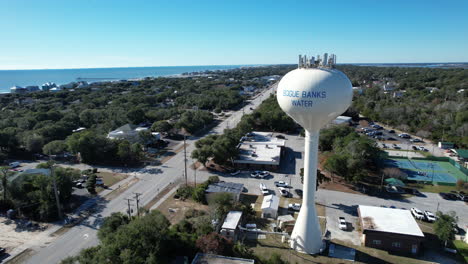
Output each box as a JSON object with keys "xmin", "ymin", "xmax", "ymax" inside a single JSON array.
[
  {"xmin": 274, "ymin": 181, "xmax": 289, "ymax": 188},
  {"xmin": 230, "ymin": 170, "xmax": 241, "ymax": 176},
  {"xmin": 75, "ymin": 182, "xmax": 83, "ymax": 188},
  {"xmin": 398, "ymin": 133, "xmax": 411, "ymax": 138},
  {"xmin": 411, "ymin": 207, "xmax": 424, "ymax": 220},
  {"xmin": 451, "ymin": 191, "xmax": 466, "ymax": 201},
  {"xmin": 288, "ymin": 203, "xmax": 301, "ymax": 211},
  {"xmin": 410, "ymin": 138, "xmax": 423, "ymax": 143},
  {"xmin": 417, "ymin": 146, "xmax": 428, "ymax": 151},
  {"xmin": 388, "ymin": 129, "xmax": 395, "ymax": 133},
  {"xmin": 245, "ymin": 223, "xmax": 257, "ymax": 229},
  {"xmin": 412, "ymin": 146, "xmax": 418, "ymax": 150},
  {"xmin": 275, "ymin": 135, "xmax": 285, "ymax": 139},
  {"xmin": 339, "ymin": 217, "xmax": 347, "ymax": 230},
  {"xmin": 259, "ymin": 183, "xmax": 269, "ymax": 195},
  {"xmin": 259, "ymin": 171, "xmax": 270, "ymax": 178},
  {"xmin": 382, "ymin": 143, "xmax": 387, "ymax": 148},
  {"xmin": 424, "ymin": 211, "xmax": 436, "ymax": 222},
  {"xmin": 9, "ymin": 162, "xmax": 20, "ymax": 168},
  {"xmin": 278, "ymin": 187, "xmax": 289, "ymax": 197},
  {"xmin": 439, "ymin": 192, "xmax": 456, "ymax": 200},
  {"xmin": 250, "ymin": 171, "xmax": 259, "ymax": 178},
  {"xmin": 0, "ymin": 247, "xmax": 6, "ymax": 256},
  {"xmin": 387, "ymin": 137, "xmax": 396, "ymax": 141}
]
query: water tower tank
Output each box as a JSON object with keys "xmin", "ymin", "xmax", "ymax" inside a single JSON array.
[{"xmin": 277, "ymin": 65, "xmax": 352, "ymax": 254}]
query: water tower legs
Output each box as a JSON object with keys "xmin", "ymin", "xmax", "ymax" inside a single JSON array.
[{"xmin": 290, "ymin": 130, "xmax": 322, "ymax": 254}]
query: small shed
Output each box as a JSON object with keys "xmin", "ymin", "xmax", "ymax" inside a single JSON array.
[
  {"xmin": 261, "ymin": 195, "xmax": 279, "ymax": 219},
  {"xmin": 220, "ymin": 211, "xmax": 243, "ymax": 241},
  {"xmin": 277, "ymin": 214, "xmax": 295, "ymax": 232}
]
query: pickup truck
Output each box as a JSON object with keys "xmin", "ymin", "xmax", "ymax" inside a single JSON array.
[{"xmin": 339, "ymin": 217, "xmax": 347, "ymax": 230}]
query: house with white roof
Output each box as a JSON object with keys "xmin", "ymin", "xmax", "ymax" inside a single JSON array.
[{"xmin": 358, "ymin": 205, "xmax": 424, "ymax": 254}]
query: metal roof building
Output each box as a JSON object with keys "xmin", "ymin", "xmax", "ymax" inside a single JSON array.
[
  {"xmin": 358, "ymin": 205, "xmax": 424, "ymax": 254},
  {"xmin": 205, "ymin": 182, "xmax": 244, "ymax": 204}
]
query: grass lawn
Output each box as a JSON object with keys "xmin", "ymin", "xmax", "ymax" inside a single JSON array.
[
  {"xmin": 96, "ymin": 171, "xmax": 127, "ymax": 193},
  {"xmin": 156, "ymin": 196, "xmax": 209, "ymax": 225},
  {"xmin": 453, "ymin": 240, "xmax": 468, "ymax": 263}
]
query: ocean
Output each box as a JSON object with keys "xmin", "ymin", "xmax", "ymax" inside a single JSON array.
[
  {"xmin": 0, "ymin": 65, "xmax": 251, "ymax": 93},
  {"xmin": 1, "ymin": 63, "xmax": 466, "ymax": 93}
]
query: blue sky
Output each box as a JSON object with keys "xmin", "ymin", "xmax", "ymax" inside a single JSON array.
[{"xmin": 1, "ymin": 0, "xmax": 467, "ymax": 69}]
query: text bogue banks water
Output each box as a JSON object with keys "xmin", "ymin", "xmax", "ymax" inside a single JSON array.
[{"xmin": 282, "ymin": 89, "xmax": 327, "ymax": 108}]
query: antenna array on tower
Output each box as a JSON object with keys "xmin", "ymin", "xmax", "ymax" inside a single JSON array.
[{"xmin": 298, "ymin": 53, "xmax": 337, "ymax": 69}]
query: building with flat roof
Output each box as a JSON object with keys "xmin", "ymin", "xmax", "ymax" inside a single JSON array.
[
  {"xmin": 358, "ymin": 205, "xmax": 424, "ymax": 254},
  {"xmin": 220, "ymin": 211, "xmax": 243, "ymax": 241},
  {"xmin": 191, "ymin": 253, "xmax": 254, "ymax": 264},
  {"xmin": 233, "ymin": 132, "xmax": 285, "ymax": 171},
  {"xmin": 261, "ymin": 195, "xmax": 279, "ymax": 219},
  {"xmin": 205, "ymin": 182, "xmax": 243, "ymax": 204}
]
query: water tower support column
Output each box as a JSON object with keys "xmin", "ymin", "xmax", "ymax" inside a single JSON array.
[{"xmin": 290, "ymin": 130, "xmax": 322, "ymax": 254}]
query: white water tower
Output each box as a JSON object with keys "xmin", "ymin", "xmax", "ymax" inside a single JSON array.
[{"xmin": 277, "ymin": 54, "xmax": 352, "ymax": 254}]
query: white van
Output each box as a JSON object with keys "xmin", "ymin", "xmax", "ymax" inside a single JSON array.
[{"xmin": 9, "ymin": 162, "xmax": 20, "ymax": 168}]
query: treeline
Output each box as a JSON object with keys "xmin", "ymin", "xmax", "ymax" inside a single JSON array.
[
  {"xmin": 321, "ymin": 125, "xmax": 385, "ymax": 182},
  {"xmin": 338, "ymin": 65, "xmax": 468, "ymax": 147},
  {"xmin": 0, "ymin": 65, "xmax": 294, "ymax": 163},
  {"xmin": 1, "ymin": 163, "xmax": 79, "ymax": 221},
  {"xmin": 192, "ymin": 95, "xmax": 296, "ymax": 166}
]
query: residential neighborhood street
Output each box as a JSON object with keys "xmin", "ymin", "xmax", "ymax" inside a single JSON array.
[{"xmin": 19, "ymin": 85, "xmax": 277, "ymax": 264}]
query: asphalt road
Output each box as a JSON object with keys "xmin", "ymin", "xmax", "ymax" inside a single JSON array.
[{"xmin": 22, "ymin": 85, "xmax": 277, "ymax": 264}]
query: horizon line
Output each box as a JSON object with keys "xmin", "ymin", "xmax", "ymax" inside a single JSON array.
[{"xmin": 0, "ymin": 62, "xmax": 467, "ymax": 71}]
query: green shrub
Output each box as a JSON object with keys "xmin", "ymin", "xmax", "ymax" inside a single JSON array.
[
  {"xmin": 207, "ymin": 176, "xmax": 220, "ymax": 184},
  {"xmin": 176, "ymin": 185, "xmax": 194, "ymax": 200}
]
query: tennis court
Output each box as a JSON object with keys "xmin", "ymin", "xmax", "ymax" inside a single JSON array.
[{"xmin": 384, "ymin": 158, "xmax": 466, "ymax": 185}]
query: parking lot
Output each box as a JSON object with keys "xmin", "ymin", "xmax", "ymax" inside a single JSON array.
[
  {"xmin": 194, "ymin": 132, "xmax": 305, "ymax": 199},
  {"xmin": 356, "ymin": 122, "xmax": 445, "ymax": 157}
]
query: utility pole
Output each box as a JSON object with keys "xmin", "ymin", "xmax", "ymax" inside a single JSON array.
[
  {"xmin": 193, "ymin": 160, "xmax": 197, "ymax": 187},
  {"xmin": 125, "ymin": 198, "xmax": 134, "ymax": 218},
  {"xmin": 133, "ymin": 193, "xmax": 142, "ymax": 217},
  {"xmin": 50, "ymin": 164, "xmax": 63, "ymax": 220},
  {"xmin": 183, "ymin": 134, "xmax": 188, "ymax": 186},
  {"xmin": 380, "ymin": 172, "xmax": 385, "ymax": 191}
]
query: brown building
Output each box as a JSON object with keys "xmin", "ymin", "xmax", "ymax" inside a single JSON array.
[{"xmin": 358, "ymin": 205, "xmax": 425, "ymax": 255}]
